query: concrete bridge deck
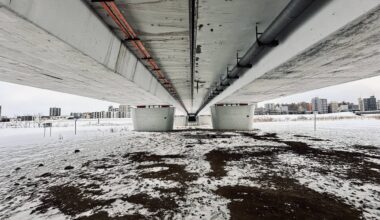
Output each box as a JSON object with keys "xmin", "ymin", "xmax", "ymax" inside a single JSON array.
[{"xmin": 0, "ymin": 0, "xmax": 380, "ymax": 125}]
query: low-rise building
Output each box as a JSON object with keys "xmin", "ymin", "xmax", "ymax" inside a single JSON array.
[{"xmin": 338, "ymin": 104, "xmax": 349, "ymax": 112}]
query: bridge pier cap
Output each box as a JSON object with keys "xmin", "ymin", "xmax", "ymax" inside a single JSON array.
[
  {"xmin": 211, "ymin": 104, "xmax": 254, "ymax": 130},
  {"xmin": 131, "ymin": 105, "xmax": 175, "ymax": 132}
]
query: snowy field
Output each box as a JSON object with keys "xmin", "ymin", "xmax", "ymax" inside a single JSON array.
[{"xmin": 0, "ymin": 117, "xmax": 379, "ymax": 219}]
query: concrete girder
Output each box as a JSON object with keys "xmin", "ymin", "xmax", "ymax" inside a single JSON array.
[
  {"xmin": 0, "ymin": 0, "xmax": 186, "ymax": 114},
  {"xmin": 86, "ymin": 0, "xmax": 192, "ymax": 111},
  {"xmin": 200, "ymin": 0, "xmax": 380, "ymax": 114}
]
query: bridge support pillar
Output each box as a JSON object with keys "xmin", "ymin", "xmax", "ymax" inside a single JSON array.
[
  {"xmin": 131, "ymin": 106, "xmax": 175, "ymax": 131},
  {"xmin": 211, "ymin": 104, "xmax": 254, "ymax": 130}
]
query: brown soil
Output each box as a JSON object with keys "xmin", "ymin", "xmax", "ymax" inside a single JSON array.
[
  {"xmin": 13, "ymin": 130, "xmax": 378, "ymax": 219},
  {"xmin": 293, "ymin": 134, "xmax": 312, "ymax": 138},
  {"xmin": 293, "ymin": 134, "xmax": 330, "ymax": 141},
  {"xmin": 137, "ymin": 163, "xmax": 198, "ymax": 184},
  {"xmin": 125, "ymin": 152, "xmax": 184, "ymax": 163},
  {"xmin": 240, "ymin": 132, "xmax": 279, "ymax": 141},
  {"xmin": 121, "ymin": 193, "xmax": 178, "ymax": 218},
  {"xmin": 283, "ymin": 141, "xmax": 380, "ymax": 184},
  {"xmin": 32, "ymin": 185, "xmax": 116, "ymax": 216},
  {"xmin": 215, "ymin": 177, "xmax": 362, "ymax": 220},
  {"xmin": 242, "ymin": 132, "xmax": 380, "ymax": 184},
  {"xmin": 308, "ymin": 138, "xmax": 329, "ymax": 141},
  {"xmin": 81, "ymin": 158, "xmax": 119, "ymax": 169},
  {"xmin": 75, "ymin": 211, "xmax": 146, "ymax": 220},
  {"xmin": 153, "ymin": 187, "xmax": 187, "ymax": 198},
  {"xmin": 205, "ymin": 147, "xmax": 282, "ymax": 178},
  {"xmin": 352, "ymin": 144, "xmax": 379, "ymax": 151}
]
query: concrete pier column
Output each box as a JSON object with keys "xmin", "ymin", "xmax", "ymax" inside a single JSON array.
[
  {"xmin": 131, "ymin": 106, "xmax": 175, "ymax": 131},
  {"xmin": 211, "ymin": 104, "xmax": 254, "ymax": 130}
]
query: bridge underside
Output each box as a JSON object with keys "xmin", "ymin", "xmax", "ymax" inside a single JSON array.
[
  {"xmin": 1, "ymin": 0, "xmax": 380, "ymax": 121},
  {"xmin": 218, "ymin": 1, "xmax": 380, "ymax": 108}
]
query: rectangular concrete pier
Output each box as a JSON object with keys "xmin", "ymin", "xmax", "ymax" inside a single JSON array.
[
  {"xmin": 131, "ymin": 106, "xmax": 175, "ymax": 131},
  {"xmin": 211, "ymin": 104, "xmax": 254, "ymax": 130}
]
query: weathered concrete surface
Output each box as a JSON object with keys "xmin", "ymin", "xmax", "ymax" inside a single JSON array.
[
  {"xmin": 194, "ymin": 0, "xmax": 290, "ymax": 112},
  {"xmin": 1, "ymin": 0, "xmax": 380, "ymax": 116},
  {"xmin": 87, "ymin": 0, "xmax": 290, "ymax": 113},
  {"xmin": 132, "ymin": 107, "xmax": 175, "ymax": 131},
  {"xmin": 211, "ymin": 105, "xmax": 254, "ymax": 130},
  {"xmin": 87, "ymin": 0, "xmax": 191, "ymax": 110},
  {"xmin": 204, "ymin": 0, "xmax": 380, "ymax": 112},
  {"xmin": 0, "ymin": 0, "xmax": 185, "ymax": 113}
]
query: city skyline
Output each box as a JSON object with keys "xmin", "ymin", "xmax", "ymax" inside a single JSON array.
[{"xmin": 1, "ymin": 75, "xmax": 380, "ymax": 116}]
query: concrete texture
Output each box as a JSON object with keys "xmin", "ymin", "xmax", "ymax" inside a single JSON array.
[
  {"xmin": 211, "ymin": 105, "xmax": 254, "ymax": 130},
  {"xmin": 204, "ymin": 0, "xmax": 380, "ymax": 112},
  {"xmin": 194, "ymin": 0, "xmax": 290, "ymax": 112},
  {"xmin": 87, "ymin": 0, "xmax": 191, "ymax": 110},
  {"xmin": 1, "ymin": 0, "xmax": 380, "ymax": 116},
  {"xmin": 0, "ymin": 0, "xmax": 185, "ymax": 113},
  {"xmin": 87, "ymin": 0, "xmax": 290, "ymax": 113},
  {"xmin": 131, "ymin": 107, "xmax": 175, "ymax": 131}
]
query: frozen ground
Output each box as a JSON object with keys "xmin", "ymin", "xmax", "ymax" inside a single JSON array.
[{"xmin": 0, "ymin": 118, "xmax": 379, "ymax": 219}]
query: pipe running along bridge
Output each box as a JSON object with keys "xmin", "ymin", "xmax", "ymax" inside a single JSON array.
[{"xmin": 0, "ymin": 0, "xmax": 379, "ymax": 130}]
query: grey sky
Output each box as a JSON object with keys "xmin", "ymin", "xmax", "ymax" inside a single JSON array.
[
  {"xmin": 0, "ymin": 81, "xmax": 118, "ymax": 117},
  {"xmin": 259, "ymin": 75, "xmax": 380, "ymax": 107},
  {"xmin": 1, "ymin": 75, "xmax": 380, "ymax": 116}
]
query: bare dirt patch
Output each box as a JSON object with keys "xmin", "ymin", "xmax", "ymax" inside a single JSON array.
[
  {"xmin": 121, "ymin": 193, "xmax": 178, "ymax": 218},
  {"xmin": 205, "ymin": 147, "xmax": 284, "ymax": 178},
  {"xmin": 137, "ymin": 163, "xmax": 198, "ymax": 184},
  {"xmin": 283, "ymin": 141, "xmax": 380, "ymax": 184},
  {"xmin": 215, "ymin": 177, "xmax": 362, "ymax": 219},
  {"xmin": 75, "ymin": 211, "xmax": 146, "ymax": 220},
  {"xmin": 5, "ymin": 129, "xmax": 378, "ymax": 219},
  {"xmin": 125, "ymin": 152, "xmax": 184, "ymax": 163},
  {"xmin": 32, "ymin": 185, "xmax": 116, "ymax": 216},
  {"xmin": 241, "ymin": 131, "xmax": 380, "ymax": 184}
]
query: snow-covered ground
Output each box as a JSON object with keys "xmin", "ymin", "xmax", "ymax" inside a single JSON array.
[{"xmin": 0, "ymin": 117, "xmax": 379, "ymax": 219}]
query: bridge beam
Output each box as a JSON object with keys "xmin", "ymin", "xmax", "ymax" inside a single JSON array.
[
  {"xmin": 211, "ymin": 104, "xmax": 254, "ymax": 130},
  {"xmin": 0, "ymin": 0, "xmax": 186, "ymax": 114},
  {"xmin": 131, "ymin": 106, "xmax": 175, "ymax": 131}
]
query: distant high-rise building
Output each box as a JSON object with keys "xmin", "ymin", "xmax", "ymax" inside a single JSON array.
[
  {"xmin": 328, "ymin": 102, "xmax": 339, "ymax": 113},
  {"xmin": 264, "ymin": 103, "xmax": 276, "ymax": 114},
  {"xmin": 311, "ymin": 97, "xmax": 328, "ymax": 114},
  {"xmin": 377, "ymin": 100, "xmax": 380, "ymax": 110},
  {"xmin": 119, "ymin": 105, "xmax": 131, "ymax": 118},
  {"xmin": 366, "ymin": 96, "xmax": 377, "ymax": 111},
  {"xmin": 359, "ymin": 96, "xmax": 377, "ymax": 111},
  {"xmin": 358, "ymin": 98, "xmax": 364, "ymax": 111},
  {"xmin": 49, "ymin": 107, "xmax": 61, "ymax": 117},
  {"xmin": 0, "ymin": 105, "xmax": 2, "ymax": 118}
]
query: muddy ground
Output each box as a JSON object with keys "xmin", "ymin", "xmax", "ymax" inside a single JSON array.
[{"xmin": 1, "ymin": 129, "xmax": 379, "ymax": 219}]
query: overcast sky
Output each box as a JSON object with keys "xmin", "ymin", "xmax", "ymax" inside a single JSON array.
[
  {"xmin": 259, "ymin": 75, "xmax": 380, "ymax": 106},
  {"xmin": 1, "ymin": 75, "xmax": 380, "ymax": 116}
]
